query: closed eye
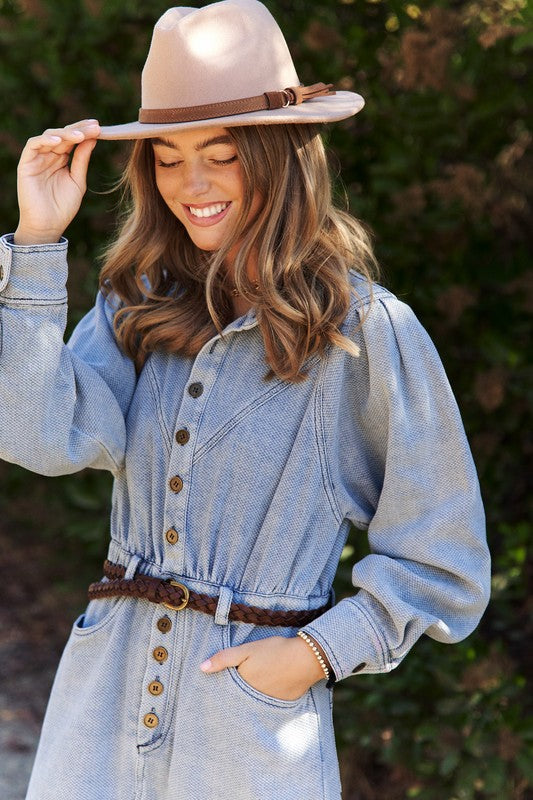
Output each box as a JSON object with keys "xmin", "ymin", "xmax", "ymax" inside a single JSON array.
[
  {"xmin": 156, "ymin": 160, "xmax": 182, "ymax": 169},
  {"xmin": 156, "ymin": 155, "xmax": 237, "ymax": 168},
  {"xmin": 211, "ymin": 156, "xmax": 238, "ymax": 166}
]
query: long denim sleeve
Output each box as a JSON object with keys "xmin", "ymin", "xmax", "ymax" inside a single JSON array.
[
  {"xmin": 302, "ymin": 290, "xmax": 490, "ymax": 681},
  {"xmin": 0, "ymin": 234, "xmax": 136, "ymax": 476}
]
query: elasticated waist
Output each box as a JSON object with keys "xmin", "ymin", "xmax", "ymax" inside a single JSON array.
[{"xmin": 88, "ymin": 560, "xmax": 330, "ymax": 627}]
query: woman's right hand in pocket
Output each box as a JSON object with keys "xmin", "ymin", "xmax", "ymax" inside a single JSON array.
[{"xmin": 14, "ymin": 119, "xmax": 101, "ymax": 246}]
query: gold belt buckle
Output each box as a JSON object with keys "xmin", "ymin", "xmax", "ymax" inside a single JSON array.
[{"xmin": 162, "ymin": 580, "xmax": 190, "ymax": 611}]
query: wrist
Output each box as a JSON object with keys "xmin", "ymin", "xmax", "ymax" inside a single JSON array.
[
  {"xmin": 293, "ymin": 631, "xmax": 332, "ymax": 683},
  {"xmin": 14, "ymin": 227, "xmax": 63, "ymax": 246}
]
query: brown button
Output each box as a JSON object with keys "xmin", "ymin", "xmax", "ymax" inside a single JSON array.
[
  {"xmin": 175, "ymin": 428, "xmax": 190, "ymax": 445},
  {"xmin": 157, "ymin": 616, "xmax": 172, "ymax": 634},
  {"xmin": 165, "ymin": 528, "xmax": 179, "ymax": 545},
  {"xmin": 153, "ymin": 646, "xmax": 168, "ymax": 663},
  {"xmin": 188, "ymin": 382, "xmax": 204, "ymax": 398},
  {"xmin": 148, "ymin": 681, "xmax": 164, "ymax": 697},
  {"xmin": 0, "ymin": 265, "xmax": 3, "ymax": 282},
  {"xmin": 352, "ymin": 662, "xmax": 367, "ymax": 673},
  {"xmin": 169, "ymin": 475, "xmax": 183, "ymax": 493},
  {"xmin": 143, "ymin": 712, "xmax": 159, "ymax": 729}
]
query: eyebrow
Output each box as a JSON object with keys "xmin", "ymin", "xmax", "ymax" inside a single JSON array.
[{"xmin": 151, "ymin": 135, "xmax": 233, "ymax": 151}]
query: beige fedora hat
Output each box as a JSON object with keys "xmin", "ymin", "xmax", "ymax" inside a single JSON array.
[{"xmin": 98, "ymin": 0, "xmax": 364, "ymax": 140}]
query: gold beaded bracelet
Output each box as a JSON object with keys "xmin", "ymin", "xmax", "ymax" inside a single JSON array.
[{"xmin": 297, "ymin": 630, "xmax": 330, "ymax": 681}]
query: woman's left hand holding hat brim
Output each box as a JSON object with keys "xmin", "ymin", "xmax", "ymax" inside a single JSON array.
[{"xmin": 14, "ymin": 119, "xmax": 101, "ymax": 246}]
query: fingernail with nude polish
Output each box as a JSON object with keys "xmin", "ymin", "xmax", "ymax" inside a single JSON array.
[{"xmin": 200, "ymin": 659, "xmax": 212, "ymax": 672}]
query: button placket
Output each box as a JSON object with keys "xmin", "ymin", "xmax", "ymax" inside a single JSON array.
[
  {"xmin": 137, "ymin": 605, "xmax": 180, "ymax": 746},
  {"xmin": 163, "ymin": 362, "xmax": 214, "ymax": 574}
]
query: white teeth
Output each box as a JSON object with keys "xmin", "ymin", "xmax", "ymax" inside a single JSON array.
[{"xmin": 189, "ymin": 202, "xmax": 229, "ymax": 218}]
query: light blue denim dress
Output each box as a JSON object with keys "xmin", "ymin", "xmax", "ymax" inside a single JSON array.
[{"xmin": 0, "ymin": 234, "xmax": 490, "ymax": 800}]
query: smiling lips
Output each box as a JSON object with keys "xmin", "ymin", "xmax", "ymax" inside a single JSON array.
[
  {"xmin": 189, "ymin": 202, "xmax": 229, "ymax": 218},
  {"xmin": 184, "ymin": 201, "xmax": 231, "ymax": 226}
]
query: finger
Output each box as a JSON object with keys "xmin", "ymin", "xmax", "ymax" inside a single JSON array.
[
  {"xmin": 42, "ymin": 120, "xmax": 100, "ymax": 137},
  {"xmin": 23, "ymin": 132, "xmax": 63, "ymax": 152},
  {"xmin": 63, "ymin": 119, "xmax": 100, "ymax": 131},
  {"xmin": 20, "ymin": 132, "xmax": 81, "ymax": 162},
  {"xmin": 70, "ymin": 138, "xmax": 98, "ymax": 189},
  {"xmin": 25, "ymin": 123, "xmax": 101, "ymax": 155},
  {"xmin": 45, "ymin": 124, "xmax": 101, "ymax": 154},
  {"xmin": 200, "ymin": 645, "xmax": 248, "ymax": 673}
]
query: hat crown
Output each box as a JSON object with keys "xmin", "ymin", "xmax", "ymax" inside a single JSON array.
[{"xmin": 142, "ymin": 0, "xmax": 300, "ymax": 110}]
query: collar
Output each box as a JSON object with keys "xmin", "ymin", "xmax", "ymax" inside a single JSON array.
[{"xmin": 221, "ymin": 306, "xmax": 258, "ymax": 334}]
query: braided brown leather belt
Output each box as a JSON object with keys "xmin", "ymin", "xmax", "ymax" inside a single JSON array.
[{"xmin": 88, "ymin": 560, "xmax": 329, "ymax": 627}]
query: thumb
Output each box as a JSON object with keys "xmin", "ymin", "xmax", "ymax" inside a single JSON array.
[
  {"xmin": 200, "ymin": 645, "xmax": 248, "ymax": 674},
  {"xmin": 70, "ymin": 138, "xmax": 97, "ymax": 193}
]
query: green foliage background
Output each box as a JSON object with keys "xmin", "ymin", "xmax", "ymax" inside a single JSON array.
[{"xmin": 0, "ymin": 0, "xmax": 531, "ymax": 798}]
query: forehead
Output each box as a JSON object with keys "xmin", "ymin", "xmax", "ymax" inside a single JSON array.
[{"xmin": 151, "ymin": 125, "xmax": 233, "ymax": 151}]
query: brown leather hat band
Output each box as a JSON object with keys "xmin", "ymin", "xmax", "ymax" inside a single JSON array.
[{"xmin": 138, "ymin": 82, "xmax": 335, "ymax": 124}]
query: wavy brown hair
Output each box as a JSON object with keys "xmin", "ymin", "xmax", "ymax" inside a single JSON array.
[{"xmin": 99, "ymin": 123, "xmax": 379, "ymax": 382}]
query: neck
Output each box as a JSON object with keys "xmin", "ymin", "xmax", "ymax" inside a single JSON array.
[
  {"xmin": 224, "ymin": 252, "xmax": 259, "ymax": 320},
  {"xmin": 231, "ymin": 294, "xmax": 254, "ymax": 320}
]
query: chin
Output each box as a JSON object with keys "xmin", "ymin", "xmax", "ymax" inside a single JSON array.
[{"xmin": 191, "ymin": 239, "xmax": 222, "ymax": 252}]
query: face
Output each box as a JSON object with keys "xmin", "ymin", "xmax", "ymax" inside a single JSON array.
[{"xmin": 152, "ymin": 126, "xmax": 262, "ymax": 261}]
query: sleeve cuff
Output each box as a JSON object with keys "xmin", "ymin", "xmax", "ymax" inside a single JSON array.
[
  {"xmin": 301, "ymin": 595, "xmax": 389, "ymax": 682},
  {"xmin": 0, "ymin": 233, "xmax": 69, "ymax": 300}
]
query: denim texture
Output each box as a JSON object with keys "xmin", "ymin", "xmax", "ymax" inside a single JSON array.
[{"xmin": 0, "ymin": 233, "xmax": 490, "ymax": 800}]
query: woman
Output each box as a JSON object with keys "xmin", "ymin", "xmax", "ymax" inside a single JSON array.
[{"xmin": 0, "ymin": 1, "xmax": 490, "ymax": 798}]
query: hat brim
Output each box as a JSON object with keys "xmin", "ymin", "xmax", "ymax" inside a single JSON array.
[{"xmin": 98, "ymin": 91, "xmax": 364, "ymax": 140}]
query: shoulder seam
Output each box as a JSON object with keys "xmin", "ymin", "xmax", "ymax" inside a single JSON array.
[{"xmin": 347, "ymin": 271, "xmax": 396, "ymax": 312}]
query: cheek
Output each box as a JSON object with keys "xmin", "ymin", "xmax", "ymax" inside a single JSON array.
[
  {"xmin": 154, "ymin": 168, "xmax": 180, "ymax": 197},
  {"xmin": 228, "ymin": 163, "xmax": 246, "ymax": 199},
  {"xmin": 155, "ymin": 174, "xmax": 170, "ymax": 200}
]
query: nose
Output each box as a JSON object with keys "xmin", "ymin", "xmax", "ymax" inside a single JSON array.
[{"xmin": 181, "ymin": 161, "xmax": 210, "ymax": 196}]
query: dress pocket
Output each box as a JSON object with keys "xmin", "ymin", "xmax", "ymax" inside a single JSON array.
[
  {"xmin": 71, "ymin": 587, "xmax": 127, "ymax": 638},
  {"xmin": 222, "ymin": 619, "xmax": 310, "ymax": 709}
]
